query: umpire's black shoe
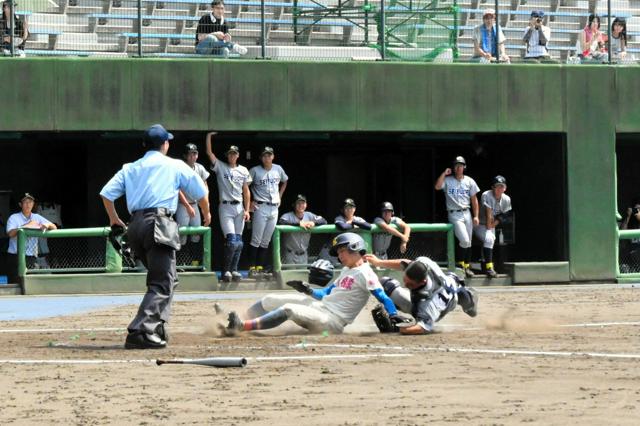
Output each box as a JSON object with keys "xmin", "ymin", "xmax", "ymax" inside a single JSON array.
[{"xmin": 124, "ymin": 332, "xmax": 167, "ymax": 350}]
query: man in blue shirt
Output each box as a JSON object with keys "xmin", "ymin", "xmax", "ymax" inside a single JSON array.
[{"xmin": 100, "ymin": 124, "xmax": 211, "ymax": 350}]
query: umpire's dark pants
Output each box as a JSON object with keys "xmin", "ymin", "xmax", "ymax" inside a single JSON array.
[{"xmin": 126, "ymin": 210, "xmax": 177, "ymax": 336}]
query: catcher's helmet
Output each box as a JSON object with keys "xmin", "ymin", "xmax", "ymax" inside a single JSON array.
[
  {"xmin": 380, "ymin": 201, "xmax": 394, "ymax": 212},
  {"xmin": 184, "ymin": 143, "xmax": 198, "ymax": 155},
  {"xmin": 453, "ymin": 156, "xmax": 466, "ymax": 167},
  {"xmin": 329, "ymin": 232, "xmax": 367, "ymax": 256},
  {"xmin": 308, "ymin": 259, "xmax": 335, "ymax": 286},
  {"xmin": 492, "ymin": 175, "xmax": 507, "ymax": 187}
]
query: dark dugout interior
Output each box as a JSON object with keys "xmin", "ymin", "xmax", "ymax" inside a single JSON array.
[
  {"xmin": 0, "ymin": 131, "xmax": 568, "ymax": 273},
  {"xmin": 616, "ymin": 135, "xmax": 640, "ymax": 215}
]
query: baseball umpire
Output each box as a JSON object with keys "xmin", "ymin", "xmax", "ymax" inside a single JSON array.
[
  {"xmin": 435, "ymin": 156, "xmax": 480, "ymax": 278},
  {"xmin": 204, "ymin": 132, "xmax": 252, "ymax": 283},
  {"xmin": 366, "ymin": 254, "xmax": 478, "ymax": 335},
  {"xmin": 225, "ymin": 232, "xmax": 411, "ymax": 335},
  {"xmin": 473, "ymin": 175, "xmax": 512, "ymax": 278},
  {"xmin": 100, "ymin": 124, "xmax": 211, "ymax": 349}
]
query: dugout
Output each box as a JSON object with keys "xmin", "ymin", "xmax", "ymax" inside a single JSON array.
[
  {"xmin": 0, "ymin": 60, "xmax": 630, "ymax": 284},
  {"xmin": 0, "ymin": 130, "xmax": 567, "ymax": 276}
]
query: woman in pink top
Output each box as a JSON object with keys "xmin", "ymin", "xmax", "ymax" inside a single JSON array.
[{"xmin": 578, "ymin": 14, "xmax": 607, "ymax": 61}]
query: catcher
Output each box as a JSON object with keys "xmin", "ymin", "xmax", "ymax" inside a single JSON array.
[
  {"xmin": 225, "ymin": 232, "xmax": 412, "ymax": 335},
  {"xmin": 365, "ymin": 254, "xmax": 478, "ymax": 335}
]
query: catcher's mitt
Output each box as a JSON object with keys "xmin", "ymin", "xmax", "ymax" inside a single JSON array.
[{"xmin": 372, "ymin": 305, "xmax": 397, "ymax": 333}]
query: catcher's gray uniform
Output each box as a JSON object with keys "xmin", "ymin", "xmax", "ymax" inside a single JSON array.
[
  {"xmin": 372, "ymin": 216, "xmax": 402, "ymax": 259},
  {"xmin": 385, "ymin": 256, "xmax": 459, "ymax": 332},
  {"xmin": 176, "ymin": 162, "xmax": 210, "ymax": 244},
  {"xmin": 474, "ymin": 190, "xmax": 512, "ymax": 249},
  {"xmin": 442, "ymin": 175, "xmax": 480, "ymax": 249},
  {"xmin": 249, "ymin": 164, "xmax": 288, "ymax": 248},
  {"xmin": 278, "ymin": 211, "xmax": 327, "ymax": 264},
  {"xmin": 211, "ymin": 160, "xmax": 251, "ymax": 236}
]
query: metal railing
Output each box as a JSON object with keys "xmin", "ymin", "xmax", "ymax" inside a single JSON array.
[
  {"xmin": 16, "ymin": 226, "xmax": 211, "ymax": 278},
  {"xmin": 5, "ymin": 0, "xmax": 639, "ymax": 63},
  {"xmin": 271, "ymin": 222, "xmax": 455, "ymax": 272},
  {"xmin": 617, "ymin": 228, "xmax": 640, "ymax": 278}
]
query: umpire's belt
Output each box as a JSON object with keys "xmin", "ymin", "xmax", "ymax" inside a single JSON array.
[
  {"xmin": 256, "ymin": 201, "xmax": 278, "ymax": 206},
  {"xmin": 221, "ymin": 200, "xmax": 241, "ymax": 205},
  {"xmin": 132, "ymin": 207, "xmax": 174, "ymax": 217},
  {"xmin": 287, "ymin": 249, "xmax": 306, "ymax": 255},
  {"xmin": 448, "ymin": 208, "xmax": 469, "ymax": 213}
]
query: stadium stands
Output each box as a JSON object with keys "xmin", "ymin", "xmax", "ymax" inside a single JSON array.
[{"xmin": 9, "ymin": 0, "xmax": 640, "ymax": 61}]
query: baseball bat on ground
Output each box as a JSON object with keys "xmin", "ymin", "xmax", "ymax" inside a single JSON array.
[{"xmin": 156, "ymin": 357, "xmax": 247, "ymax": 368}]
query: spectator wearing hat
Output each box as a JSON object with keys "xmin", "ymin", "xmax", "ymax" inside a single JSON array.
[
  {"xmin": 523, "ymin": 10, "xmax": 554, "ymax": 62},
  {"xmin": 101, "ymin": 124, "xmax": 211, "ymax": 349},
  {"xmin": 472, "ymin": 9, "xmax": 509, "ymax": 63},
  {"xmin": 205, "ymin": 132, "xmax": 252, "ymax": 283},
  {"xmin": 6, "ymin": 193, "xmax": 56, "ymax": 283},
  {"xmin": 278, "ymin": 194, "xmax": 328, "ymax": 265},
  {"xmin": 372, "ymin": 202, "xmax": 411, "ymax": 260},
  {"xmin": 335, "ymin": 198, "xmax": 372, "ymax": 231},
  {"xmin": 247, "ymin": 146, "xmax": 288, "ymax": 278},
  {"xmin": 0, "ymin": 1, "xmax": 28, "ymax": 57},
  {"xmin": 176, "ymin": 143, "xmax": 210, "ymax": 251}
]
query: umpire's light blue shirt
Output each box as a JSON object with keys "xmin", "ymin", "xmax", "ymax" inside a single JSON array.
[{"xmin": 100, "ymin": 150, "xmax": 207, "ymax": 213}]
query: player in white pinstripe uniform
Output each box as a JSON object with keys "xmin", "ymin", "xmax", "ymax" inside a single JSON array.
[
  {"xmin": 248, "ymin": 146, "xmax": 288, "ymax": 278},
  {"xmin": 435, "ymin": 156, "xmax": 480, "ymax": 278},
  {"xmin": 204, "ymin": 132, "xmax": 252, "ymax": 283}
]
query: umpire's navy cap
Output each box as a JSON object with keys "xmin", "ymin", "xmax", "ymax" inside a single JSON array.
[{"xmin": 144, "ymin": 124, "xmax": 173, "ymax": 144}]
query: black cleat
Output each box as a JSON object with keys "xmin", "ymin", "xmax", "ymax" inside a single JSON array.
[
  {"xmin": 225, "ymin": 311, "xmax": 244, "ymax": 336},
  {"xmin": 462, "ymin": 287, "xmax": 478, "ymax": 318},
  {"xmin": 124, "ymin": 332, "xmax": 166, "ymax": 350}
]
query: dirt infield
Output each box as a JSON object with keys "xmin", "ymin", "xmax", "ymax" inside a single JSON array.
[{"xmin": 1, "ymin": 285, "xmax": 639, "ymax": 425}]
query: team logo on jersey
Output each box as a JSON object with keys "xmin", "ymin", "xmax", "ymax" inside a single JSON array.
[
  {"xmin": 338, "ymin": 276, "xmax": 355, "ymax": 290},
  {"xmin": 223, "ymin": 172, "xmax": 246, "ymax": 183}
]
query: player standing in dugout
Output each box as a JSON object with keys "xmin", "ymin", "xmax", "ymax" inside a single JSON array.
[{"xmin": 435, "ymin": 156, "xmax": 480, "ymax": 278}]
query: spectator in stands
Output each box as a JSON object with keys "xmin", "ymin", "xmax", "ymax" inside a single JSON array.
[
  {"xmin": 578, "ymin": 14, "xmax": 607, "ymax": 62},
  {"xmin": 0, "ymin": 1, "xmax": 28, "ymax": 57},
  {"xmin": 610, "ymin": 17, "xmax": 628, "ymax": 61},
  {"xmin": 472, "ymin": 9, "xmax": 509, "ymax": 63},
  {"xmin": 278, "ymin": 194, "xmax": 327, "ymax": 265},
  {"xmin": 6, "ymin": 193, "xmax": 56, "ymax": 283},
  {"xmin": 195, "ymin": 0, "xmax": 248, "ymax": 57},
  {"xmin": 523, "ymin": 10, "xmax": 555, "ymax": 63}
]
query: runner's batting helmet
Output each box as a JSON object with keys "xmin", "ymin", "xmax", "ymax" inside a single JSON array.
[{"xmin": 329, "ymin": 232, "xmax": 367, "ymax": 256}]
